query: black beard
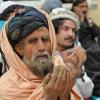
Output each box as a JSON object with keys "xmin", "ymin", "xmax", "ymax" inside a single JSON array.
[
  {"xmin": 64, "ymin": 43, "xmax": 74, "ymax": 49},
  {"xmin": 59, "ymin": 42, "xmax": 74, "ymax": 50}
]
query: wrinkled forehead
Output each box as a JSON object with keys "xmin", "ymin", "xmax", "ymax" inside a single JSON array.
[
  {"xmin": 62, "ymin": 19, "xmax": 76, "ymax": 28},
  {"xmin": 25, "ymin": 26, "xmax": 49, "ymax": 38}
]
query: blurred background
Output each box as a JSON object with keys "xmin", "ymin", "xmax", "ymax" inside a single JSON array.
[{"xmin": 0, "ymin": 0, "xmax": 100, "ymax": 26}]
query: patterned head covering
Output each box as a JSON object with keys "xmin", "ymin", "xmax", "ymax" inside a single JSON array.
[
  {"xmin": 50, "ymin": 8, "xmax": 80, "ymax": 30},
  {"xmin": 5, "ymin": 7, "xmax": 48, "ymax": 49}
]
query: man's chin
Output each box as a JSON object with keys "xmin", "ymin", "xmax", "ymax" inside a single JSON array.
[
  {"xmin": 64, "ymin": 44, "xmax": 74, "ymax": 49},
  {"xmin": 31, "ymin": 60, "xmax": 53, "ymax": 77}
]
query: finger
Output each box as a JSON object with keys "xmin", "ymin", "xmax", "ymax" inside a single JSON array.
[
  {"xmin": 54, "ymin": 55, "xmax": 59, "ymax": 67},
  {"xmin": 67, "ymin": 62, "xmax": 79, "ymax": 78},
  {"xmin": 74, "ymin": 51, "xmax": 86, "ymax": 67},
  {"xmin": 63, "ymin": 72, "xmax": 70, "ymax": 95},
  {"xmin": 75, "ymin": 47, "xmax": 86, "ymax": 53},
  {"xmin": 62, "ymin": 49, "xmax": 75, "ymax": 61},
  {"xmin": 66, "ymin": 63, "xmax": 74, "ymax": 78},
  {"xmin": 68, "ymin": 71, "xmax": 76, "ymax": 89},
  {"xmin": 42, "ymin": 74, "xmax": 51, "ymax": 87},
  {"xmin": 74, "ymin": 48, "xmax": 87, "ymax": 64},
  {"xmin": 75, "ymin": 47, "xmax": 86, "ymax": 58},
  {"xmin": 66, "ymin": 63, "xmax": 77, "ymax": 79},
  {"xmin": 67, "ymin": 65, "xmax": 76, "ymax": 88},
  {"xmin": 63, "ymin": 52, "xmax": 78, "ymax": 64},
  {"xmin": 55, "ymin": 67, "xmax": 64, "ymax": 88},
  {"xmin": 60, "ymin": 68, "xmax": 67, "ymax": 90},
  {"xmin": 49, "ymin": 66, "xmax": 60, "ymax": 84},
  {"xmin": 69, "ymin": 52, "xmax": 79, "ymax": 64}
]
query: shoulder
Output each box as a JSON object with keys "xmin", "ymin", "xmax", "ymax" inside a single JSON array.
[{"xmin": 87, "ymin": 43, "xmax": 100, "ymax": 54}]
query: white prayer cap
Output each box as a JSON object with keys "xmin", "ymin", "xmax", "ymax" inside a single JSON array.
[{"xmin": 50, "ymin": 8, "xmax": 80, "ymax": 30}]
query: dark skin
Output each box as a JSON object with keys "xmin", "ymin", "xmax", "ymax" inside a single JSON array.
[
  {"xmin": 61, "ymin": 47, "xmax": 87, "ymax": 77},
  {"xmin": 43, "ymin": 56, "xmax": 77, "ymax": 100},
  {"xmin": 16, "ymin": 26, "xmax": 76, "ymax": 100}
]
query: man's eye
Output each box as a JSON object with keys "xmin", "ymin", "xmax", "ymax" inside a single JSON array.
[
  {"xmin": 63, "ymin": 27, "xmax": 69, "ymax": 31},
  {"xmin": 42, "ymin": 38, "xmax": 49, "ymax": 42},
  {"xmin": 72, "ymin": 29, "xmax": 76, "ymax": 33},
  {"xmin": 28, "ymin": 38, "xmax": 38, "ymax": 43}
]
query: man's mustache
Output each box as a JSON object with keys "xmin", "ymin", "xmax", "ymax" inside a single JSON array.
[
  {"xmin": 64, "ymin": 37, "xmax": 74, "ymax": 41},
  {"xmin": 34, "ymin": 51, "xmax": 50, "ymax": 59}
]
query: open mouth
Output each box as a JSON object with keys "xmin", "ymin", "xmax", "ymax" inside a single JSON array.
[
  {"xmin": 36, "ymin": 54, "xmax": 48, "ymax": 59},
  {"xmin": 83, "ymin": 11, "xmax": 87, "ymax": 15}
]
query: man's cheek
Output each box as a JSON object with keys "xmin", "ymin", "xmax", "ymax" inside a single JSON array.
[
  {"xmin": 27, "ymin": 50, "xmax": 35, "ymax": 60},
  {"xmin": 46, "ymin": 45, "xmax": 51, "ymax": 53}
]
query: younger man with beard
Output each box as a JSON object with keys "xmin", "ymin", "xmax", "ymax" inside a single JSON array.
[
  {"xmin": 0, "ymin": 7, "xmax": 79, "ymax": 100},
  {"xmin": 50, "ymin": 8, "xmax": 94, "ymax": 99}
]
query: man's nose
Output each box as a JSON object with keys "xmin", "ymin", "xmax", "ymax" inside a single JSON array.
[
  {"xmin": 37, "ymin": 39, "xmax": 45, "ymax": 52},
  {"xmin": 67, "ymin": 29, "xmax": 74, "ymax": 37}
]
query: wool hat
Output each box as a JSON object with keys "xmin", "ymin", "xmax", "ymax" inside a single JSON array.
[{"xmin": 50, "ymin": 8, "xmax": 80, "ymax": 30}]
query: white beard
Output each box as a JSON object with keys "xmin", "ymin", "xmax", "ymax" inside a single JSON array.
[{"xmin": 23, "ymin": 53, "xmax": 53, "ymax": 77}]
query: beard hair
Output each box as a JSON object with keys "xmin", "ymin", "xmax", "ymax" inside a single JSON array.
[
  {"xmin": 23, "ymin": 54, "xmax": 53, "ymax": 77},
  {"xmin": 59, "ymin": 42, "xmax": 74, "ymax": 50}
]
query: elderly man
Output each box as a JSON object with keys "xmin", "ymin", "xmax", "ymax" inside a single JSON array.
[
  {"xmin": 0, "ymin": 7, "xmax": 78, "ymax": 100},
  {"xmin": 50, "ymin": 8, "xmax": 94, "ymax": 99}
]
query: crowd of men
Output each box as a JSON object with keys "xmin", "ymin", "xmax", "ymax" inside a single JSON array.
[{"xmin": 0, "ymin": 0, "xmax": 100, "ymax": 100}]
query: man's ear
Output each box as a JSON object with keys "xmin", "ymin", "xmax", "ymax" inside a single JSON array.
[{"xmin": 15, "ymin": 44, "xmax": 24, "ymax": 56}]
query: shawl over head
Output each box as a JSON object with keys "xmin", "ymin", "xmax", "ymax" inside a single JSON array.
[
  {"xmin": 5, "ymin": 7, "xmax": 49, "ymax": 49},
  {"xmin": 0, "ymin": 7, "xmax": 81, "ymax": 100}
]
